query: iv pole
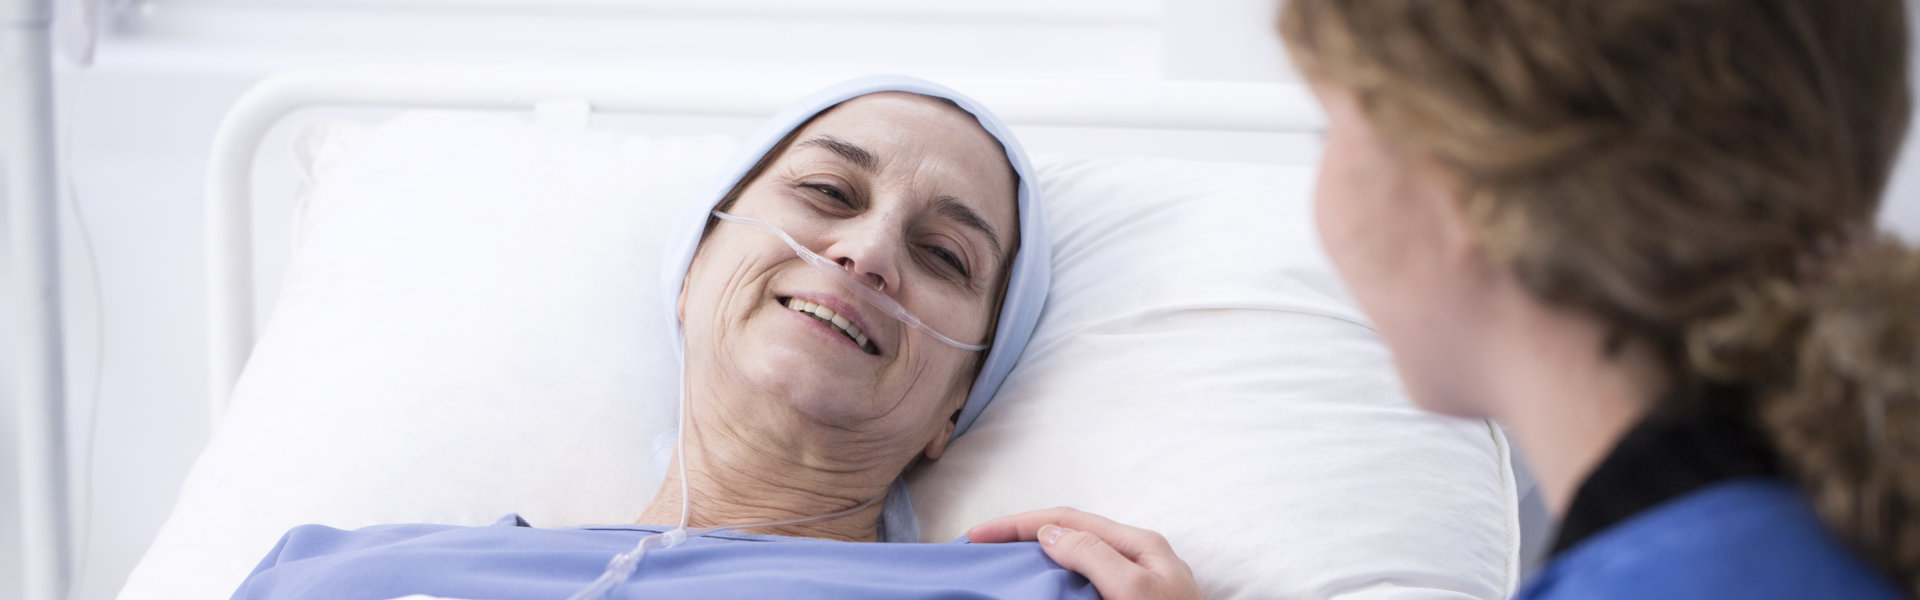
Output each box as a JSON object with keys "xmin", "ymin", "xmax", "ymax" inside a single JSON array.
[{"xmin": 3, "ymin": 0, "xmax": 75, "ymax": 598}]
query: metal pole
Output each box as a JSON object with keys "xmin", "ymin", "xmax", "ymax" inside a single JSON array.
[{"xmin": 3, "ymin": 0, "xmax": 74, "ymax": 598}]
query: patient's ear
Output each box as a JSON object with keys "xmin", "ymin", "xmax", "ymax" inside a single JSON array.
[
  {"xmin": 922, "ymin": 420, "xmax": 956, "ymax": 461},
  {"xmin": 676, "ymin": 277, "xmax": 689, "ymax": 323}
]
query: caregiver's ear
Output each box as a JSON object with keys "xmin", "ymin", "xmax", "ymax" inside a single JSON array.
[{"xmin": 1414, "ymin": 155, "xmax": 1483, "ymax": 269}]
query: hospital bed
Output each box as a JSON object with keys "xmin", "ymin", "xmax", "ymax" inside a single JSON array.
[{"xmin": 119, "ymin": 64, "xmax": 1536, "ymax": 599}]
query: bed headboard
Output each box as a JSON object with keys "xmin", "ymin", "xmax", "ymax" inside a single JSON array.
[{"xmin": 202, "ymin": 63, "xmax": 1327, "ymax": 431}]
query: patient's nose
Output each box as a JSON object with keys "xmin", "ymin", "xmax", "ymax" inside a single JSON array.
[
  {"xmin": 825, "ymin": 222, "xmax": 900, "ymax": 296},
  {"xmin": 836, "ymin": 257, "xmax": 886, "ymax": 294}
]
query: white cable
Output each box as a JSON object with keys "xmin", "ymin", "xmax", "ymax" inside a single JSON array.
[
  {"xmin": 54, "ymin": 62, "xmax": 105, "ymax": 600},
  {"xmin": 675, "ymin": 333, "xmax": 690, "ymax": 531}
]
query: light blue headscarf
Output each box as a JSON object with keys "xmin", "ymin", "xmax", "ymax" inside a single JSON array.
[{"xmin": 657, "ymin": 75, "xmax": 1049, "ymax": 542}]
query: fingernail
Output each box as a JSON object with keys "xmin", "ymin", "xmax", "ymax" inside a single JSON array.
[{"xmin": 1040, "ymin": 524, "xmax": 1070, "ymax": 546}]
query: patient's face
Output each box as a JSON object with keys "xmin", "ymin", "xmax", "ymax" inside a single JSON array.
[
  {"xmin": 1309, "ymin": 83, "xmax": 1491, "ymax": 417},
  {"xmin": 681, "ymin": 92, "xmax": 1018, "ymax": 459}
]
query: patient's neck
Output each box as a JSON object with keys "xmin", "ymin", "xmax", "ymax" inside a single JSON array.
[{"xmin": 635, "ymin": 410, "xmax": 897, "ymax": 542}]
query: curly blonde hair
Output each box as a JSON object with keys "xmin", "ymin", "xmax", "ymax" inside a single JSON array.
[{"xmin": 1281, "ymin": 0, "xmax": 1919, "ymax": 593}]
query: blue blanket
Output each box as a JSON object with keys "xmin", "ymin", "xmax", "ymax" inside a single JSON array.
[{"xmin": 231, "ymin": 514, "xmax": 1098, "ymax": 599}]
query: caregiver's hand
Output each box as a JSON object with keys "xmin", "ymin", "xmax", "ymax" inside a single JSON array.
[{"xmin": 969, "ymin": 507, "xmax": 1202, "ymax": 600}]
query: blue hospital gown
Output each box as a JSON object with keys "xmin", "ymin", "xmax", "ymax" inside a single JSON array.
[{"xmin": 230, "ymin": 514, "xmax": 1098, "ymax": 599}]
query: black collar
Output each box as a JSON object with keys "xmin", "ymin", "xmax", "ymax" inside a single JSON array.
[{"xmin": 1550, "ymin": 391, "xmax": 1782, "ymax": 555}]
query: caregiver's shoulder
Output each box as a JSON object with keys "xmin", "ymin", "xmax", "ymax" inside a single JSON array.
[
  {"xmin": 233, "ymin": 519, "xmax": 1099, "ymax": 600},
  {"xmin": 1520, "ymin": 480, "xmax": 1900, "ymax": 600}
]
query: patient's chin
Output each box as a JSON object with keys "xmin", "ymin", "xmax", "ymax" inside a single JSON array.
[
  {"xmin": 730, "ymin": 349, "xmax": 881, "ymax": 419},
  {"xmin": 787, "ymin": 390, "xmax": 883, "ymax": 426}
]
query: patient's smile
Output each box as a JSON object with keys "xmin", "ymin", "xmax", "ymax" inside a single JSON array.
[{"xmin": 781, "ymin": 296, "xmax": 879, "ymax": 355}]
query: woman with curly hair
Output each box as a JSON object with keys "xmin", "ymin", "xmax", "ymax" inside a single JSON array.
[{"xmin": 973, "ymin": 2, "xmax": 1920, "ymax": 598}]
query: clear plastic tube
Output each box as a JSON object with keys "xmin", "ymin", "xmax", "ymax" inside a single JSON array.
[
  {"xmin": 712, "ymin": 211, "xmax": 989, "ymax": 352},
  {"xmin": 567, "ymin": 208, "xmax": 972, "ymax": 600},
  {"xmin": 562, "ymin": 334, "xmax": 886, "ymax": 600},
  {"xmin": 561, "ymin": 495, "xmax": 882, "ymax": 600}
]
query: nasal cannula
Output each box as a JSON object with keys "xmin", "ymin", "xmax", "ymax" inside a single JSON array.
[
  {"xmin": 712, "ymin": 211, "xmax": 990, "ymax": 352},
  {"xmin": 563, "ymin": 211, "xmax": 985, "ymax": 600}
]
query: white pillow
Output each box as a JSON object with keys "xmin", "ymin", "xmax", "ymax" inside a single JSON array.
[
  {"xmin": 119, "ymin": 112, "xmax": 738, "ymax": 600},
  {"xmin": 121, "ymin": 112, "xmax": 1520, "ymax": 600}
]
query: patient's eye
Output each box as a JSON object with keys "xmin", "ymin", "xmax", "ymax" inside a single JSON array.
[
  {"xmin": 806, "ymin": 183, "xmax": 851, "ymax": 206},
  {"xmin": 919, "ymin": 242, "xmax": 971, "ymax": 281},
  {"xmin": 793, "ymin": 180, "xmax": 862, "ymax": 214}
]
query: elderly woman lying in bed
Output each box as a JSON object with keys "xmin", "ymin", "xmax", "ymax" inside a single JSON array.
[{"xmin": 228, "ymin": 77, "xmax": 1084, "ymax": 600}]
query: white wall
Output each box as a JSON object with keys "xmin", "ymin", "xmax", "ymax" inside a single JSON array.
[
  {"xmin": 1884, "ymin": 0, "xmax": 1920, "ymax": 239},
  {"xmin": 6, "ymin": 1, "xmax": 1920, "ymax": 599}
]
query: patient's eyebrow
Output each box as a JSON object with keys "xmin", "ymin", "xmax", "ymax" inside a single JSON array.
[
  {"xmin": 798, "ymin": 136, "xmax": 878, "ymax": 172},
  {"xmin": 935, "ymin": 195, "xmax": 1003, "ymax": 260},
  {"xmin": 797, "ymin": 135, "xmax": 1003, "ymax": 260}
]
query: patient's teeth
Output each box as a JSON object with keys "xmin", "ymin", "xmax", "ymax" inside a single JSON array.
[{"xmin": 782, "ymin": 297, "xmax": 874, "ymax": 351}]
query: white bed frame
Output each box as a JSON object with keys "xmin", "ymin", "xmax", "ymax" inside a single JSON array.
[{"xmin": 202, "ymin": 63, "xmax": 1328, "ymax": 431}]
